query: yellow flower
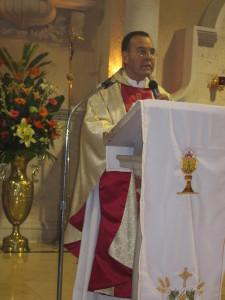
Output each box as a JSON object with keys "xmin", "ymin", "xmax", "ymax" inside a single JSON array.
[
  {"xmin": 6, "ymin": 84, "xmax": 13, "ymax": 94},
  {"xmin": 33, "ymin": 91, "xmax": 41, "ymax": 100},
  {"xmin": 18, "ymin": 83, "xmax": 24, "ymax": 90},
  {"xmin": 40, "ymin": 137, "xmax": 50, "ymax": 144},
  {"xmin": 15, "ymin": 118, "xmax": 36, "ymax": 148},
  {"xmin": 22, "ymin": 86, "xmax": 33, "ymax": 96}
]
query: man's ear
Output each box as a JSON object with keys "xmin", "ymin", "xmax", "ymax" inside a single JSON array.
[{"xmin": 122, "ymin": 51, "xmax": 128, "ymax": 65}]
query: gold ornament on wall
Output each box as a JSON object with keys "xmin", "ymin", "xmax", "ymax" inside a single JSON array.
[{"xmin": 207, "ymin": 75, "xmax": 225, "ymax": 92}]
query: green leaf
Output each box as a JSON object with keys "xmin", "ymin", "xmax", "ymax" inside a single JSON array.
[
  {"xmin": 186, "ymin": 290, "xmax": 195, "ymax": 300},
  {"xmin": 11, "ymin": 60, "xmax": 19, "ymax": 73},
  {"xmin": 2, "ymin": 47, "xmax": 14, "ymax": 61},
  {"xmin": 22, "ymin": 41, "xmax": 33, "ymax": 62},
  {"xmin": 34, "ymin": 77, "xmax": 44, "ymax": 88},
  {"xmin": 23, "ymin": 75, "xmax": 35, "ymax": 86},
  {"xmin": 24, "ymin": 43, "xmax": 39, "ymax": 66},
  {"xmin": 169, "ymin": 290, "xmax": 179, "ymax": 300},
  {"xmin": 37, "ymin": 61, "xmax": 52, "ymax": 68},
  {"xmin": 46, "ymin": 95, "xmax": 64, "ymax": 113},
  {"xmin": 2, "ymin": 47, "xmax": 20, "ymax": 74},
  {"xmin": 0, "ymin": 48, "xmax": 14, "ymax": 73},
  {"xmin": 45, "ymin": 150, "xmax": 57, "ymax": 162},
  {"xmin": 27, "ymin": 52, "xmax": 49, "ymax": 69}
]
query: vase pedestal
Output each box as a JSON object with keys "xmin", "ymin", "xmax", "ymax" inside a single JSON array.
[{"xmin": 1, "ymin": 225, "xmax": 30, "ymax": 253}]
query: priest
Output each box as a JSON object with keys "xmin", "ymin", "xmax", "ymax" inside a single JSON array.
[{"xmin": 64, "ymin": 31, "xmax": 171, "ymax": 300}]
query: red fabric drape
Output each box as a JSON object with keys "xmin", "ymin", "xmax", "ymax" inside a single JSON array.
[{"xmin": 88, "ymin": 171, "xmax": 132, "ymax": 298}]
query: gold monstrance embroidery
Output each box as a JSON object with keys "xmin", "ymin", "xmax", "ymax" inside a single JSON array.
[{"xmin": 177, "ymin": 150, "xmax": 198, "ymax": 195}]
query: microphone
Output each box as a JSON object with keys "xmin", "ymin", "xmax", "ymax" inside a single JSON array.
[
  {"xmin": 149, "ymin": 80, "xmax": 159, "ymax": 99},
  {"xmin": 101, "ymin": 77, "xmax": 118, "ymax": 89}
]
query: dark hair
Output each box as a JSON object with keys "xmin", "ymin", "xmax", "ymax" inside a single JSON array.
[{"xmin": 121, "ymin": 31, "xmax": 150, "ymax": 52}]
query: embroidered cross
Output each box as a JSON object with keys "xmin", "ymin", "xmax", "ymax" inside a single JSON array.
[
  {"xmin": 179, "ymin": 267, "xmax": 192, "ymax": 288},
  {"xmin": 136, "ymin": 93, "xmax": 142, "ymax": 100}
]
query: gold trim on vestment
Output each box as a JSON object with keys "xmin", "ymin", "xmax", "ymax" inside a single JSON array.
[{"xmin": 108, "ymin": 173, "xmax": 138, "ymax": 268}]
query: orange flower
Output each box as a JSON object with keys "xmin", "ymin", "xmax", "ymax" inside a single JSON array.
[
  {"xmin": 15, "ymin": 72, "xmax": 24, "ymax": 80},
  {"xmin": 15, "ymin": 97, "xmax": 26, "ymax": 105},
  {"xmin": 51, "ymin": 130, "xmax": 60, "ymax": 140},
  {"xmin": 38, "ymin": 106, "xmax": 48, "ymax": 117},
  {"xmin": 33, "ymin": 120, "xmax": 45, "ymax": 129},
  {"xmin": 0, "ymin": 60, "xmax": 4, "ymax": 67},
  {"xmin": 29, "ymin": 67, "xmax": 41, "ymax": 76},
  {"xmin": 47, "ymin": 120, "xmax": 57, "ymax": 128}
]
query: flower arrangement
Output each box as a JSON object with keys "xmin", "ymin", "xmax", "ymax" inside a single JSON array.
[{"xmin": 0, "ymin": 41, "xmax": 64, "ymax": 163}]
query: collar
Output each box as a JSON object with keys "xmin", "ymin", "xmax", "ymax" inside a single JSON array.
[{"xmin": 127, "ymin": 75, "xmax": 147, "ymax": 88}]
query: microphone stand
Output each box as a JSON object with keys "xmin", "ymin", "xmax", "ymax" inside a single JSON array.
[{"xmin": 56, "ymin": 84, "xmax": 105, "ymax": 300}]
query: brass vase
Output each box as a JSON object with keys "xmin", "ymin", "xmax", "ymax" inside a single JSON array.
[{"xmin": 1, "ymin": 156, "xmax": 34, "ymax": 253}]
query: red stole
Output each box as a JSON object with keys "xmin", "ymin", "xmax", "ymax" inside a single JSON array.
[{"xmin": 121, "ymin": 84, "xmax": 153, "ymax": 112}]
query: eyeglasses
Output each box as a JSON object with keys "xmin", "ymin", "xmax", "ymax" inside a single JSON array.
[{"xmin": 136, "ymin": 47, "xmax": 156, "ymax": 58}]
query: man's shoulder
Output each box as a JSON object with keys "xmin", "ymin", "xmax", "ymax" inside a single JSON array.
[{"xmin": 110, "ymin": 68, "xmax": 129, "ymax": 85}]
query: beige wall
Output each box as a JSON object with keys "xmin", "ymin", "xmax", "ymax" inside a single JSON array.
[
  {"xmin": 157, "ymin": 0, "xmax": 225, "ymax": 105},
  {"xmin": 72, "ymin": 0, "xmax": 216, "ymax": 102},
  {"xmin": 186, "ymin": 11, "xmax": 225, "ymax": 105},
  {"xmin": 71, "ymin": 0, "xmax": 125, "ymax": 105},
  {"xmin": 157, "ymin": 0, "xmax": 212, "ymax": 85}
]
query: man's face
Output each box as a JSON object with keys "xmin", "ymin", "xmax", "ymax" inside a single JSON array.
[{"xmin": 122, "ymin": 35, "xmax": 155, "ymax": 83}]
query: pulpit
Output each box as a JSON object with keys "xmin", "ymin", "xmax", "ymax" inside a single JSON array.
[
  {"xmin": 103, "ymin": 100, "xmax": 225, "ymax": 300},
  {"xmin": 104, "ymin": 101, "xmax": 142, "ymax": 178}
]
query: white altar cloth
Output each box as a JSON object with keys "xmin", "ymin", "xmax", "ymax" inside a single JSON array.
[
  {"xmin": 72, "ymin": 100, "xmax": 225, "ymax": 300},
  {"xmin": 138, "ymin": 100, "xmax": 225, "ymax": 300}
]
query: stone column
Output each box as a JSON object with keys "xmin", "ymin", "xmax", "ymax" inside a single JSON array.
[{"xmin": 124, "ymin": 0, "xmax": 160, "ymax": 74}]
